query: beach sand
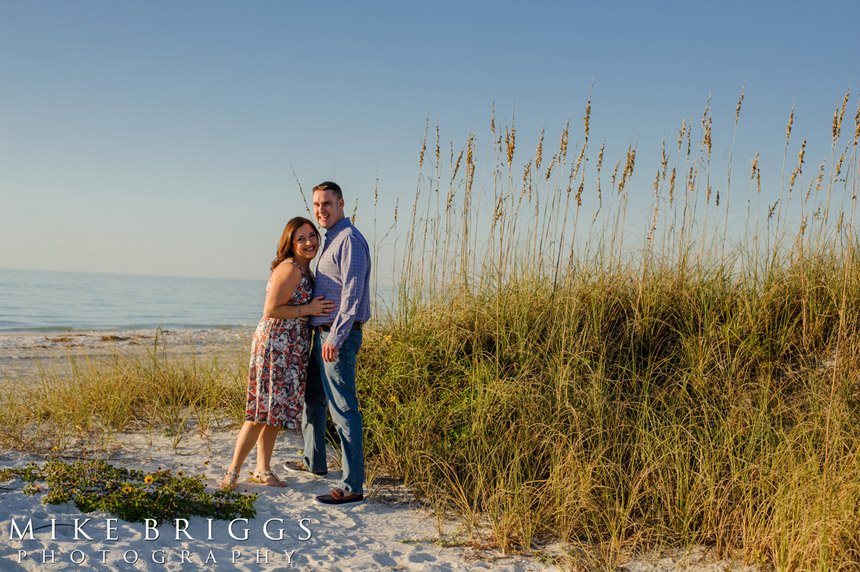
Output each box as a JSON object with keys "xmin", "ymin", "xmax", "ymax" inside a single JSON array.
[
  {"xmin": 1, "ymin": 429, "xmax": 553, "ymax": 571},
  {"xmin": 0, "ymin": 330, "xmax": 759, "ymax": 571},
  {"xmin": 0, "ymin": 328, "xmax": 252, "ymax": 382}
]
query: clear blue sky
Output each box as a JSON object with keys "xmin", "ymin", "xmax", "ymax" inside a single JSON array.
[{"xmin": 1, "ymin": 1, "xmax": 857, "ymax": 280}]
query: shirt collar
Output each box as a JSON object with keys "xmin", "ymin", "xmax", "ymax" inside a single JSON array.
[{"xmin": 324, "ymin": 216, "xmax": 351, "ymax": 237}]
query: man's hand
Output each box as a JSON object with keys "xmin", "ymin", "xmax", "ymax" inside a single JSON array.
[{"xmin": 322, "ymin": 342, "xmax": 339, "ymax": 362}]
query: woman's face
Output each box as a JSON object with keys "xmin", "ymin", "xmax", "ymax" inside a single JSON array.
[{"xmin": 292, "ymin": 223, "xmax": 320, "ymax": 262}]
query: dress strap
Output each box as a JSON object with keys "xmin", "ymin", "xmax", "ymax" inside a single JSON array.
[{"xmin": 286, "ymin": 259, "xmax": 312, "ymax": 282}]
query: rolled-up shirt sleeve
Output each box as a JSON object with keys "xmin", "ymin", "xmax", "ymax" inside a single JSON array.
[{"xmin": 328, "ymin": 235, "xmax": 370, "ymax": 349}]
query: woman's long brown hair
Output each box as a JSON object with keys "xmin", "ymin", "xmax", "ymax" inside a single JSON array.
[{"xmin": 270, "ymin": 217, "xmax": 319, "ymax": 271}]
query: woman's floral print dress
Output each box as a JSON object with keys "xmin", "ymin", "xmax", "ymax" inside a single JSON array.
[{"xmin": 245, "ymin": 263, "xmax": 312, "ymax": 429}]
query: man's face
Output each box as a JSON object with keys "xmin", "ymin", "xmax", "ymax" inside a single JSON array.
[{"xmin": 313, "ymin": 189, "xmax": 345, "ymax": 229}]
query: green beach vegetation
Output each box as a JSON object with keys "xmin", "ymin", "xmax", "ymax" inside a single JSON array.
[{"xmin": 2, "ymin": 90, "xmax": 858, "ymax": 569}]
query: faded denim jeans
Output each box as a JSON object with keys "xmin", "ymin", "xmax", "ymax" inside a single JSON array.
[{"xmin": 301, "ymin": 328, "xmax": 364, "ymax": 495}]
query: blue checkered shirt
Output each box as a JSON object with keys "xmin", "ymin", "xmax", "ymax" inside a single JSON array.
[{"xmin": 310, "ymin": 217, "xmax": 371, "ymax": 348}]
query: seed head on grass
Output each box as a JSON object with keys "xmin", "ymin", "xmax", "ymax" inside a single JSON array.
[
  {"xmin": 788, "ymin": 139, "xmax": 807, "ymax": 192},
  {"xmin": 418, "ymin": 118, "xmax": 428, "ymax": 169},
  {"xmin": 535, "ymin": 128, "xmax": 544, "ymax": 170},
  {"xmin": 669, "ymin": 167, "xmax": 677, "ymax": 204},
  {"xmin": 751, "ymin": 153, "xmax": 761, "ymax": 194},
  {"xmin": 832, "ymin": 89, "xmax": 850, "ymax": 142},
  {"xmin": 854, "ymin": 97, "xmax": 860, "ymax": 146},
  {"xmin": 559, "ymin": 119, "xmax": 570, "ymax": 159},
  {"xmin": 505, "ymin": 125, "xmax": 516, "ymax": 167},
  {"xmin": 834, "ymin": 152, "xmax": 846, "ymax": 180},
  {"xmin": 735, "ymin": 83, "xmax": 745, "ymax": 127}
]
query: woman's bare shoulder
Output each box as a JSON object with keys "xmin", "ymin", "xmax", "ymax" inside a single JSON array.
[{"xmin": 271, "ymin": 259, "xmax": 302, "ymax": 283}]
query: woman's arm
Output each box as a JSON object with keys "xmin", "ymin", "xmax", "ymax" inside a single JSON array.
[
  {"xmin": 263, "ymin": 263, "xmax": 302, "ymax": 319},
  {"xmin": 263, "ymin": 262, "xmax": 335, "ymax": 319}
]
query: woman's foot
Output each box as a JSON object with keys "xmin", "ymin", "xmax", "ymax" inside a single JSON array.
[
  {"xmin": 250, "ymin": 470, "xmax": 287, "ymax": 487},
  {"xmin": 219, "ymin": 469, "xmax": 240, "ymax": 491}
]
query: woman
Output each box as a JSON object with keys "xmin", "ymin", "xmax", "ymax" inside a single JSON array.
[{"xmin": 220, "ymin": 217, "xmax": 335, "ymax": 490}]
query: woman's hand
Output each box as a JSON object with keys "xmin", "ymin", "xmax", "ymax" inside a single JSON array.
[{"xmin": 305, "ymin": 295, "xmax": 336, "ymax": 317}]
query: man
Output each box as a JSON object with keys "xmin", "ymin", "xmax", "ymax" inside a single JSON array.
[{"xmin": 285, "ymin": 181, "xmax": 371, "ymax": 505}]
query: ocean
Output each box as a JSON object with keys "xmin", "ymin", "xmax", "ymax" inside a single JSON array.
[{"xmin": 0, "ymin": 269, "xmax": 266, "ymax": 332}]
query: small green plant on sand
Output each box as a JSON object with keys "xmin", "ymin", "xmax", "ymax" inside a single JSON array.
[{"xmin": 0, "ymin": 460, "xmax": 255, "ymax": 524}]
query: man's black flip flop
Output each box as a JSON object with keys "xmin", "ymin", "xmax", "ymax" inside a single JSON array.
[{"xmin": 316, "ymin": 488, "xmax": 364, "ymax": 505}]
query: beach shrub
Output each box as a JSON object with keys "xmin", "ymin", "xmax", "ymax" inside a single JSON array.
[{"xmin": 0, "ymin": 460, "xmax": 256, "ymax": 524}]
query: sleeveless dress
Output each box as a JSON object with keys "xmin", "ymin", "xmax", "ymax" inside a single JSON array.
[{"xmin": 245, "ymin": 263, "xmax": 313, "ymax": 429}]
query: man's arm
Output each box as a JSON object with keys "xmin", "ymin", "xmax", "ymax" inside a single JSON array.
[{"xmin": 322, "ymin": 234, "xmax": 370, "ymax": 361}]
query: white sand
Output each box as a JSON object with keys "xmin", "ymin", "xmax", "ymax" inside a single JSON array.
[
  {"xmin": 0, "ymin": 328, "xmax": 251, "ymax": 382},
  {"xmin": 1, "ymin": 429, "xmax": 552, "ymax": 571}
]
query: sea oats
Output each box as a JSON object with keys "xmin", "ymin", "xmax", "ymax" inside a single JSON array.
[
  {"xmin": 702, "ymin": 106, "xmax": 713, "ymax": 159},
  {"xmin": 490, "ymin": 103, "xmax": 496, "ymax": 138},
  {"xmin": 596, "ymin": 142, "xmax": 605, "ymax": 208},
  {"xmin": 545, "ymin": 157, "xmax": 555, "ymax": 181},
  {"xmin": 535, "ymin": 128, "xmax": 544, "ymax": 170},
  {"xmin": 833, "ymin": 109, "xmax": 841, "ymax": 141},
  {"xmin": 835, "ymin": 151, "xmax": 845, "ymax": 180},
  {"xmin": 611, "ymin": 159, "xmax": 621, "ymax": 190},
  {"xmin": 788, "ymin": 139, "xmax": 807, "ymax": 192},
  {"xmin": 669, "ymin": 167, "xmax": 676, "ymax": 204},
  {"xmin": 854, "ymin": 97, "xmax": 860, "ymax": 146},
  {"xmin": 751, "ymin": 153, "xmax": 761, "ymax": 194},
  {"xmin": 419, "ymin": 119, "xmax": 428, "ymax": 169},
  {"xmin": 571, "ymin": 145, "xmax": 586, "ymax": 183},
  {"xmin": 735, "ymin": 83, "xmax": 745, "ymax": 127},
  {"xmin": 768, "ymin": 199, "xmax": 779, "ymax": 220},
  {"xmin": 566, "ymin": 161, "xmax": 575, "ymax": 195},
  {"xmin": 451, "ymin": 149, "xmax": 463, "ymax": 185},
  {"xmin": 648, "ymin": 196, "xmax": 659, "ymax": 242},
  {"xmin": 291, "ymin": 167, "xmax": 311, "ymax": 217},
  {"xmin": 492, "ymin": 196, "xmax": 504, "ymax": 226},
  {"xmin": 677, "ymin": 119, "xmax": 686, "ymax": 152},
  {"xmin": 559, "ymin": 120, "xmax": 570, "ymax": 159},
  {"xmin": 505, "ymin": 125, "xmax": 516, "ymax": 167},
  {"xmin": 618, "ymin": 144, "xmax": 636, "ymax": 194},
  {"xmin": 786, "ymin": 107, "xmax": 795, "ymax": 146},
  {"xmin": 522, "ymin": 159, "xmax": 533, "ymax": 201},
  {"xmin": 466, "ymin": 133, "xmax": 475, "ymax": 190},
  {"xmin": 686, "ymin": 118, "xmax": 692, "ymax": 158},
  {"xmin": 583, "ymin": 92, "xmax": 592, "ymax": 143},
  {"xmin": 660, "ymin": 139, "xmax": 668, "ymax": 181},
  {"xmin": 814, "ymin": 162, "xmax": 825, "ymax": 195},
  {"xmin": 833, "ymin": 89, "xmax": 850, "ymax": 141},
  {"xmin": 435, "ymin": 123, "xmax": 441, "ymax": 166}
]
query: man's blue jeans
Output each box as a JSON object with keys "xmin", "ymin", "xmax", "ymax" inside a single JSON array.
[{"xmin": 301, "ymin": 328, "xmax": 364, "ymax": 495}]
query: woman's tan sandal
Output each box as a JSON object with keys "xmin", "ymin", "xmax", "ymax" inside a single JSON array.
[
  {"xmin": 219, "ymin": 470, "xmax": 240, "ymax": 491},
  {"xmin": 250, "ymin": 470, "xmax": 287, "ymax": 487}
]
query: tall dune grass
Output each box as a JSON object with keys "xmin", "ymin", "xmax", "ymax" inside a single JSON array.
[
  {"xmin": 1, "ymin": 90, "xmax": 858, "ymax": 569},
  {"xmin": 359, "ymin": 91, "xmax": 860, "ymax": 569}
]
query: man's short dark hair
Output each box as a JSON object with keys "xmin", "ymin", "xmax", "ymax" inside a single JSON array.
[{"xmin": 313, "ymin": 181, "xmax": 342, "ymax": 200}]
